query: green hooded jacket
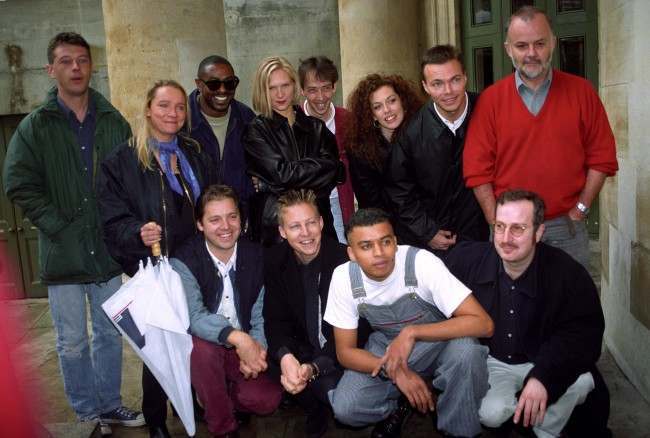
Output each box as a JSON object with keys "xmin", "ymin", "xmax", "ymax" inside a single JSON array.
[{"xmin": 3, "ymin": 87, "xmax": 131, "ymax": 285}]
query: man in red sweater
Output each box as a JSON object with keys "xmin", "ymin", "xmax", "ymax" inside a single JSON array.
[{"xmin": 463, "ymin": 6, "xmax": 618, "ymax": 268}]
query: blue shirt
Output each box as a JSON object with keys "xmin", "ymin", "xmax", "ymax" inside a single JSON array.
[
  {"xmin": 515, "ymin": 69, "xmax": 552, "ymax": 116},
  {"xmin": 57, "ymin": 95, "xmax": 96, "ymax": 188}
]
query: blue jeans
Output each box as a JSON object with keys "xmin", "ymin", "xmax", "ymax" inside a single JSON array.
[
  {"xmin": 48, "ymin": 276, "xmax": 123, "ymax": 420},
  {"xmin": 331, "ymin": 335, "xmax": 488, "ymax": 437}
]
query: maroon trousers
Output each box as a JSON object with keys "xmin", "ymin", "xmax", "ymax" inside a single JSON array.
[{"xmin": 191, "ymin": 336, "xmax": 282, "ymax": 435}]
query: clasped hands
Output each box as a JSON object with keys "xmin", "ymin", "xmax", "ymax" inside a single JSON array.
[
  {"xmin": 230, "ymin": 331, "xmax": 268, "ymax": 380},
  {"xmin": 279, "ymin": 353, "xmax": 315, "ymax": 395},
  {"xmin": 371, "ymin": 327, "xmax": 435, "ymax": 414}
]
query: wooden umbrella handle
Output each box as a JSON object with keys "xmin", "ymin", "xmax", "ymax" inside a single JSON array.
[{"xmin": 152, "ymin": 242, "xmax": 161, "ymax": 257}]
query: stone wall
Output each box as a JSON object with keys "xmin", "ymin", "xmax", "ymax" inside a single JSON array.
[
  {"xmin": 599, "ymin": 0, "xmax": 650, "ymax": 402},
  {"xmin": 224, "ymin": 0, "xmax": 342, "ymax": 108},
  {"xmin": 0, "ymin": 0, "xmax": 108, "ymax": 116},
  {"xmin": 338, "ymin": 0, "xmax": 421, "ymax": 104},
  {"xmin": 0, "ymin": 0, "xmax": 342, "ymax": 119},
  {"xmin": 102, "ymin": 0, "xmax": 227, "ymax": 127}
]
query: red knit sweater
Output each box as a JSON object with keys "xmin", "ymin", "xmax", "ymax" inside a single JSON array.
[{"xmin": 463, "ymin": 70, "xmax": 618, "ymax": 219}]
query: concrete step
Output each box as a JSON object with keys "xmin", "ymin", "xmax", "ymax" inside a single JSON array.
[{"xmin": 45, "ymin": 421, "xmax": 101, "ymax": 438}]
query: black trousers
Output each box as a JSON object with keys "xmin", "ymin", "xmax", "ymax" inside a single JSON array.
[
  {"xmin": 268, "ymin": 360, "xmax": 342, "ymax": 415},
  {"xmin": 142, "ymin": 363, "xmax": 168, "ymax": 428}
]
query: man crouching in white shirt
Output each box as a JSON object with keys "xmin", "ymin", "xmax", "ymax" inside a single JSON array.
[{"xmin": 324, "ymin": 208, "xmax": 493, "ymax": 438}]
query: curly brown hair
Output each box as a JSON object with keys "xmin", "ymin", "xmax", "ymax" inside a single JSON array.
[{"xmin": 346, "ymin": 74, "xmax": 424, "ymax": 169}]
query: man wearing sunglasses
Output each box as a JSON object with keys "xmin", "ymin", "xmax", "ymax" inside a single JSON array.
[
  {"xmin": 189, "ymin": 55, "xmax": 256, "ymax": 222},
  {"xmin": 445, "ymin": 189, "xmax": 610, "ymax": 437}
]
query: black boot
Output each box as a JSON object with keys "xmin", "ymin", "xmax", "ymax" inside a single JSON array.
[
  {"xmin": 371, "ymin": 397, "xmax": 412, "ymax": 438},
  {"xmin": 305, "ymin": 405, "xmax": 329, "ymax": 438},
  {"xmin": 148, "ymin": 424, "xmax": 171, "ymax": 438}
]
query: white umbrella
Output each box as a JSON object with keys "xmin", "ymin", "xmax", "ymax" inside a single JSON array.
[{"xmin": 102, "ymin": 258, "xmax": 196, "ymax": 436}]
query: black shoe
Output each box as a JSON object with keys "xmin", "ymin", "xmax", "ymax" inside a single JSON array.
[
  {"xmin": 305, "ymin": 407, "xmax": 329, "ymax": 438},
  {"xmin": 371, "ymin": 397, "xmax": 412, "ymax": 438},
  {"xmin": 235, "ymin": 411, "xmax": 252, "ymax": 427},
  {"xmin": 148, "ymin": 424, "xmax": 171, "ymax": 438}
]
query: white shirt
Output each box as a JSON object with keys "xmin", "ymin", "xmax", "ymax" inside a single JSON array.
[
  {"xmin": 303, "ymin": 100, "xmax": 336, "ymax": 134},
  {"xmin": 206, "ymin": 242, "xmax": 240, "ymax": 329},
  {"xmin": 433, "ymin": 92, "xmax": 469, "ymax": 135},
  {"xmin": 324, "ymin": 245, "xmax": 471, "ymax": 329}
]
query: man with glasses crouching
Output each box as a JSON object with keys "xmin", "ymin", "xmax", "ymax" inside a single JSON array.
[
  {"xmin": 189, "ymin": 55, "xmax": 256, "ymax": 222},
  {"xmin": 444, "ymin": 189, "xmax": 611, "ymax": 437}
]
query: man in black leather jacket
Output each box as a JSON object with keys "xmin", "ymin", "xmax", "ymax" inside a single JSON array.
[
  {"xmin": 243, "ymin": 56, "xmax": 343, "ymax": 247},
  {"xmin": 386, "ymin": 45, "xmax": 488, "ymax": 256}
]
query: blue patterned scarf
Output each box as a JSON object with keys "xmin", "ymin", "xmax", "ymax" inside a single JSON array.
[{"xmin": 150, "ymin": 136, "xmax": 201, "ymax": 202}]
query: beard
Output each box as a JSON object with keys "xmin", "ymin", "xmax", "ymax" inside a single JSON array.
[{"xmin": 510, "ymin": 53, "xmax": 552, "ymax": 81}]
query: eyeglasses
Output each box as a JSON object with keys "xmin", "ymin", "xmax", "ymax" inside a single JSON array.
[
  {"xmin": 201, "ymin": 77, "xmax": 240, "ymax": 92},
  {"xmin": 493, "ymin": 222, "xmax": 529, "ymax": 238}
]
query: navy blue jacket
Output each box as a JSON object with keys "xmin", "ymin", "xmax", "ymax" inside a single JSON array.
[
  {"xmin": 188, "ymin": 90, "xmax": 255, "ymax": 217},
  {"xmin": 171, "ymin": 234, "xmax": 265, "ymax": 346}
]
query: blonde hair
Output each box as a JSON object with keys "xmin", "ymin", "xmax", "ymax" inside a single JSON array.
[
  {"xmin": 130, "ymin": 79, "xmax": 191, "ymax": 169},
  {"xmin": 276, "ymin": 189, "xmax": 319, "ymax": 225},
  {"xmin": 251, "ymin": 56, "xmax": 299, "ymax": 118}
]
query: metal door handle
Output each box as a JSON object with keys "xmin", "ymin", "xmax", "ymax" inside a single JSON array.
[
  {"xmin": 7, "ymin": 227, "xmax": 14, "ymax": 232},
  {"xmin": 17, "ymin": 227, "xmax": 23, "ymax": 232}
]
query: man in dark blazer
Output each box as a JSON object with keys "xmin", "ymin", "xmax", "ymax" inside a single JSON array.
[{"xmin": 263, "ymin": 189, "xmax": 364, "ymax": 438}]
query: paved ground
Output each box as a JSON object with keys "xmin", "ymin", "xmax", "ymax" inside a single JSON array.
[
  {"xmin": 3, "ymin": 243, "xmax": 649, "ymax": 437},
  {"xmin": 4, "ymin": 297, "xmax": 649, "ymax": 438}
]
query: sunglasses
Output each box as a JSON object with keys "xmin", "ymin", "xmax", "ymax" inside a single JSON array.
[{"xmin": 201, "ymin": 77, "xmax": 240, "ymax": 92}]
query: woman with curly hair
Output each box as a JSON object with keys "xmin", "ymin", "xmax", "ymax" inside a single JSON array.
[{"xmin": 346, "ymin": 74, "xmax": 424, "ymax": 210}]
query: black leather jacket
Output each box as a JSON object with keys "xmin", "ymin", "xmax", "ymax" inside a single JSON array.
[
  {"xmin": 348, "ymin": 134, "xmax": 393, "ymax": 211},
  {"xmin": 387, "ymin": 93, "xmax": 489, "ymax": 248},
  {"xmin": 243, "ymin": 106, "xmax": 342, "ymax": 246},
  {"xmin": 97, "ymin": 134, "xmax": 215, "ymax": 276}
]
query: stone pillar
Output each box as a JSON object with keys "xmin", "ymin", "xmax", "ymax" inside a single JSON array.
[
  {"xmin": 598, "ymin": 0, "xmax": 650, "ymax": 402},
  {"xmin": 102, "ymin": 0, "xmax": 227, "ymax": 126},
  {"xmin": 337, "ymin": 0, "xmax": 421, "ymax": 104},
  {"xmin": 420, "ymin": 0, "xmax": 460, "ymax": 50}
]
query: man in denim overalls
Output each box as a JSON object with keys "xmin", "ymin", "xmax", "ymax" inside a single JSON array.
[{"xmin": 324, "ymin": 208, "xmax": 493, "ymax": 437}]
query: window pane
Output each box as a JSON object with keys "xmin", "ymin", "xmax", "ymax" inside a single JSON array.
[
  {"xmin": 559, "ymin": 36, "xmax": 585, "ymax": 77},
  {"xmin": 511, "ymin": 0, "xmax": 535, "ymax": 14},
  {"xmin": 557, "ymin": 0, "xmax": 584, "ymax": 13},
  {"xmin": 474, "ymin": 47, "xmax": 494, "ymax": 92},
  {"xmin": 472, "ymin": 0, "xmax": 492, "ymax": 25}
]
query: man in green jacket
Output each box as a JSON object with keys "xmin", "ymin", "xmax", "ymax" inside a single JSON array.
[{"xmin": 3, "ymin": 32, "xmax": 143, "ymax": 435}]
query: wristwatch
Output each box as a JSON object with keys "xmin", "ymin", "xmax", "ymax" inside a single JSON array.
[
  {"xmin": 308, "ymin": 362, "xmax": 320, "ymax": 382},
  {"xmin": 377, "ymin": 364, "xmax": 390, "ymax": 381},
  {"xmin": 576, "ymin": 202, "xmax": 590, "ymax": 216}
]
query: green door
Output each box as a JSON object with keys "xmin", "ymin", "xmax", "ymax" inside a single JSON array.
[
  {"xmin": 461, "ymin": 0, "xmax": 600, "ymax": 236},
  {"xmin": 0, "ymin": 115, "xmax": 47, "ymax": 298}
]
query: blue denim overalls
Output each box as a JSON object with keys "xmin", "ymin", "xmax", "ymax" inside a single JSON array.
[{"xmin": 330, "ymin": 246, "xmax": 488, "ymax": 437}]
